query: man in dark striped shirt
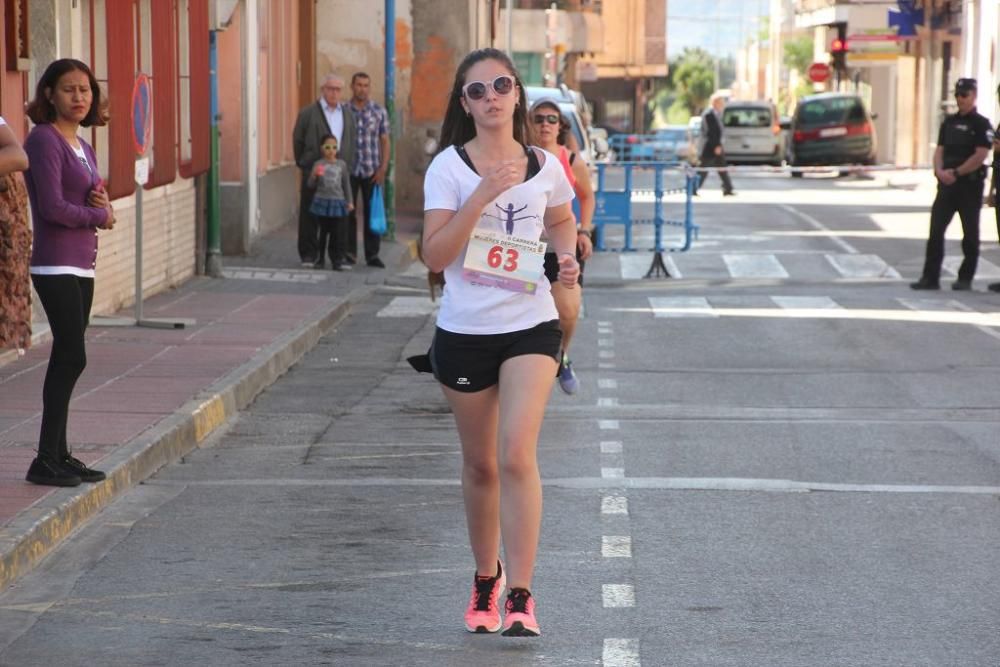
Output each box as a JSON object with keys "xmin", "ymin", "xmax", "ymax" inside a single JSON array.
[{"xmin": 348, "ymin": 72, "xmax": 390, "ymax": 268}]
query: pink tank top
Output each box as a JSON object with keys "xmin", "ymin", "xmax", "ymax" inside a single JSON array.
[{"xmin": 557, "ymin": 145, "xmax": 577, "ymax": 190}]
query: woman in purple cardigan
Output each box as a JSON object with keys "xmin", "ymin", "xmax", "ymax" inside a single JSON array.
[{"xmin": 23, "ymin": 59, "xmax": 115, "ymax": 487}]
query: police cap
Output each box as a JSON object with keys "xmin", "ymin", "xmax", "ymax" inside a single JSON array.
[{"xmin": 955, "ymin": 78, "xmax": 977, "ymax": 95}]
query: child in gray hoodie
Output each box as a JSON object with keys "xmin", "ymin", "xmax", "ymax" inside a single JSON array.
[{"xmin": 307, "ymin": 134, "xmax": 354, "ymax": 270}]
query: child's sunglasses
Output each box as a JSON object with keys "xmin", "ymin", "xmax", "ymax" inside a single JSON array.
[
  {"xmin": 532, "ymin": 113, "xmax": 560, "ymax": 125},
  {"xmin": 462, "ymin": 75, "xmax": 515, "ymax": 101}
]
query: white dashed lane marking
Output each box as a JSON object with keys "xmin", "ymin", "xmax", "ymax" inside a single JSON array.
[
  {"xmin": 601, "ymin": 495, "xmax": 629, "ymax": 515},
  {"xmin": 602, "ymin": 584, "xmax": 636, "ymax": 608},
  {"xmin": 603, "ymin": 638, "xmax": 641, "ymax": 667},
  {"xmin": 602, "ymin": 535, "xmax": 632, "ymax": 558}
]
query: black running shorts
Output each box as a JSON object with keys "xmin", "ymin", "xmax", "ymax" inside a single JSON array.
[
  {"xmin": 430, "ymin": 320, "xmax": 562, "ymax": 393},
  {"xmin": 543, "ymin": 250, "xmax": 585, "ymax": 286}
]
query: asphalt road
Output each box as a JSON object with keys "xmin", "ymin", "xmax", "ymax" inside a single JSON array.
[{"xmin": 2, "ymin": 174, "xmax": 999, "ymax": 666}]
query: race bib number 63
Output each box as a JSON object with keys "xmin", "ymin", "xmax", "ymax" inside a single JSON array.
[{"xmin": 462, "ymin": 230, "xmax": 546, "ymax": 294}]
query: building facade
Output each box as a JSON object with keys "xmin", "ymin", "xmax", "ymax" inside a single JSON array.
[
  {"xmin": 12, "ymin": 0, "xmax": 211, "ymax": 319},
  {"xmin": 788, "ymin": 0, "xmax": 1000, "ymax": 166}
]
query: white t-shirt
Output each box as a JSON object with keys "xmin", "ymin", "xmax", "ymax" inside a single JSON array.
[
  {"xmin": 423, "ymin": 145, "xmax": 574, "ymax": 335},
  {"xmin": 320, "ymin": 98, "xmax": 344, "ymax": 145}
]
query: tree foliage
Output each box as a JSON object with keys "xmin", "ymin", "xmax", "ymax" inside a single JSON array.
[
  {"xmin": 783, "ymin": 36, "xmax": 813, "ymax": 76},
  {"xmin": 671, "ymin": 47, "xmax": 716, "ymax": 116}
]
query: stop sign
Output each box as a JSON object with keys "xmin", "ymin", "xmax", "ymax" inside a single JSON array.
[{"xmin": 808, "ymin": 62, "xmax": 832, "ymax": 83}]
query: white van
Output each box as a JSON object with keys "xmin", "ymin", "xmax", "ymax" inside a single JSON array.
[{"xmin": 721, "ymin": 100, "xmax": 785, "ymax": 166}]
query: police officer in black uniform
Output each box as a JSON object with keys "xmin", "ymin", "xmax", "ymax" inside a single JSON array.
[{"xmin": 911, "ymin": 78, "xmax": 994, "ymax": 291}]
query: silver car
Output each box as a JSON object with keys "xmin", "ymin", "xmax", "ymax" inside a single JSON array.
[{"xmin": 721, "ymin": 101, "xmax": 785, "ymax": 166}]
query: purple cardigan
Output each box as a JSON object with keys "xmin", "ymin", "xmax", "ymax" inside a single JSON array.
[{"xmin": 24, "ymin": 123, "xmax": 107, "ymax": 270}]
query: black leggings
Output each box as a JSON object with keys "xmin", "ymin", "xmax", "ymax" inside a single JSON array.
[{"xmin": 30, "ymin": 274, "xmax": 94, "ymax": 459}]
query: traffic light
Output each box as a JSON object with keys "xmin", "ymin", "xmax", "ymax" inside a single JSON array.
[{"xmin": 830, "ymin": 22, "xmax": 849, "ymax": 71}]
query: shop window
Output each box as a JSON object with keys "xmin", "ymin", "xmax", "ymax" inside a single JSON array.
[
  {"xmin": 146, "ymin": 0, "xmax": 177, "ymax": 188},
  {"xmin": 104, "ymin": 0, "xmax": 137, "ymax": 199}
]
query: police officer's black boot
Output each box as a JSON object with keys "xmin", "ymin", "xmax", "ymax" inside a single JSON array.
[{"xmin": 910, "ymin": 277, "xmax": 940, "ymax": 290}]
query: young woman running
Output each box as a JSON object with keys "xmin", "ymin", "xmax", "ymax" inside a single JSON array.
[
  {"xmin": 528, "ymin": 98, "xmax": 595, "ymax": 395},
  {"xmin": 420, "ymin": 48, "xmax": 578, "ymax": 637}
]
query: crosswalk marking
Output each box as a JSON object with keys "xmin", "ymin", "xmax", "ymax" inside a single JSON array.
[
  {"xmin": 617, "ymin": 252, "xmax": 908, "ymax": 281},
  {"xmin": 897, "ymin": 298, "xmax": 972, "ymax": 313},
  {"xmin": 638, "ymin": 294, "xmax": 1000, "ymax": 327},
  {"xmin": 649, "ymin": 297, "xmax": 717, "ymax": 318},
  {"xmin": 770, "ymin": 296, "xmax": 842, "ymax": 310},
  {"xmin": 620, "ymin": 254, "xmax": 681, "ymax": 279},
  {"xmin": 943, "ymin": 256, "xmax": 1000, "ymax": 279},
  {"xmin": 825, "ymin": 254, "xmax": 901, "ymax": 279},
  {"xmin": 723, "ymin": 253, "xmax": 790, "ymax": 278}
]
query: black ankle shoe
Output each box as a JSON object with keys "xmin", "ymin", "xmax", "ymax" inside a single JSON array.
[
  {"xmin": 26, "ymin": 455, "xmax": 82, "ymax": 487},
  {"xmin": 61, "ymin": 455, "xmax": 106, "ymax": 483},
  {"xmin": 909, "ymin": 278, "xmax": 940, "ymax": 291}
]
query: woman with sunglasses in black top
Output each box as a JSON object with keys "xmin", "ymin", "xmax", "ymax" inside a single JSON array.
[
  {"xmin": 528, "ymin": 98, "xmax": 595, "ymax": 396},
  {"xmin": 420, "ymin": 48, "xmax": 578, "ymax": 637}
]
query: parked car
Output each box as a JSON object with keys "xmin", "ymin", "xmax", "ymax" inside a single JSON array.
[
  {"xmin": 525, "ymin": 85, "xmax": 593, "ymax": 164},
  {"xmin": 721, "ymin": 100, "xmax": 785, "ymax": 166},
  {"xmin": 788, "ymin": 93, "xmax": 877, "ymax": 176},
  {"xmin": 650, "ymin": 125, "xmax": 691, "ymax": 162}
]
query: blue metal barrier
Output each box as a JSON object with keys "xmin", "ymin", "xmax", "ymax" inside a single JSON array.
[{"xmin": 593, "ymin": 162, "xmax": 699, "ymax": 257}]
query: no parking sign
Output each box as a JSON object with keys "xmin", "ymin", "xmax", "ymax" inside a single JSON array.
[{"xmin": 131, "ymin": 73, "xmax": 152, "ymax": 184}]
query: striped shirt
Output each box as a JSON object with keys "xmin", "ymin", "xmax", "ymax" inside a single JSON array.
[{"xmin": 350, "ymin": 100, "xmax": 388, "ymax": 178}]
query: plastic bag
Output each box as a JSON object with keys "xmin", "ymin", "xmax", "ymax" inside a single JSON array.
[{"xmin": 369, "ymin": 185, "xmax": 387, "ymax": 236}]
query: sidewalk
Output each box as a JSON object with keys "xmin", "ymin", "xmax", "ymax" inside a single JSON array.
[{"xmin": 0, "ymin": 215, "xmax": 422, "ymax": 592}]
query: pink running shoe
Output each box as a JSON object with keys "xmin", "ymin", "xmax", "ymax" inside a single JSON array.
[
  {"xmin": 464, "ymin": 561, "xmax": 506, "ymax": 633},
  {"xmin": 501, "ymin": 587, "xmax": 540, "ymax": 637}
]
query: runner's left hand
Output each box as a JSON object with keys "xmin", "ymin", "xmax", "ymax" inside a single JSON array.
[{"xmin": 557, "ymin": 253, "xmax": 579, "ymax": 288}]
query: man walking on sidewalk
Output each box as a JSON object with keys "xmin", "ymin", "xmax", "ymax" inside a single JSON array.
[
  {"xmin": 347, "ymin": 72, "xmax": 390, "ymax": 268},
  {"xmin": 695, "ymin": 93, "xmax": 735, "ymax": 197},
  {"xmin": 293, "ymin": 74, "xmax": 357, "ymax": 266}
]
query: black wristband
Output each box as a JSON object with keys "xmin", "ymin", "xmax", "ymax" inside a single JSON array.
[{"xmin": 577, "ymin": 229, "xmax": 592, "ymax": 235}]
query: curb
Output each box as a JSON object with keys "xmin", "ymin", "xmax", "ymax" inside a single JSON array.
[{"xmin": 0, "ymin": 286, "xmax": 371, "ymax": 592}]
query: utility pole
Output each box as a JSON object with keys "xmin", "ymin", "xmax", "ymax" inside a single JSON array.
[{"xmin": 385, "ymin": 0, "xmax": 395, "ymax": 239}]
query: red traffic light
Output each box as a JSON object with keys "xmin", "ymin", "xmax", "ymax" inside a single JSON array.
[{"xmin": 831, "ymin": 38, "xmax": 849, "ymax": 52}]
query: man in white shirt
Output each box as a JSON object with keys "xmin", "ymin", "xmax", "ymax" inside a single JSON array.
[{"xmin": 293, "ymin": 74, "xmax": 356, "ymax": 265}]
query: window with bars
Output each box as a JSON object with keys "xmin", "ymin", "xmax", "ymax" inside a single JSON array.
[{"xmin": 81, "ymin": 0, "xmax": 208, "ymax": 199}]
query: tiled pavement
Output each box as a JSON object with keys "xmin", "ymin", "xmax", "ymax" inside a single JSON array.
[{"xmin": 0, "ymin": 216, "xmax": 423, "ymax": 591}]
